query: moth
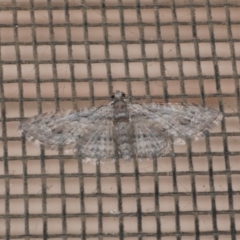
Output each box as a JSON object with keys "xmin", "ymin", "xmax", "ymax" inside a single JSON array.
[{"xmin": 19, "ymin": 90, "xmax": 223, "ymax": 163}]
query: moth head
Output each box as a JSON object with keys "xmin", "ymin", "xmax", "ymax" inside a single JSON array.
[{"xmin": 111, "ymin": 90, "xmax": 126, "ymax": 100}]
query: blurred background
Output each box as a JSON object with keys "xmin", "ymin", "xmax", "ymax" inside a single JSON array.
[{"xmin": 0, "ymin": 0, "xmax": 240, "ymax": 239}]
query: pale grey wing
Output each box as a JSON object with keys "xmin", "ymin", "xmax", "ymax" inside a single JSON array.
[
  {"xmin": 74, "ymin": 116, "xmax": 115, "ymax": 163},
  {"xmin": 132, "ymin": 118, "xmax": 171, "ymax": 158},
  {"xmin": 18, "ymin": 106, "xmax": 115, "ymax": 154},
  {"xmin": 129, "ymin": 103, "xmax": 223, "ymax": 145}
]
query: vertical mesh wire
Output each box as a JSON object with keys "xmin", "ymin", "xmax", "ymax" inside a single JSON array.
[{"xmin": 0, "ymin": 0, "xmax": 240, "ymax": 239}]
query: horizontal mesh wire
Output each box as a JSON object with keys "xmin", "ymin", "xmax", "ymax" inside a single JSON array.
[{"xmin": 0, "ymin": 0, "xmax": 240, "ymax": 239}]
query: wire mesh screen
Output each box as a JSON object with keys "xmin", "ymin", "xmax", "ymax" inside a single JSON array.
[{"xmin": 0, "ymin": 0, "xmax": 240, "ymax": 239}]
